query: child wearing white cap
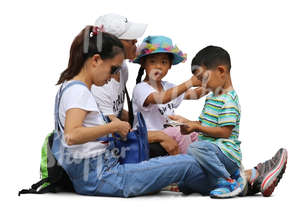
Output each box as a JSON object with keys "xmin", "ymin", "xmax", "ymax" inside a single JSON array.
[
  {"xmin": 94, "ymin": 13, "xmax": 147, "ymax": 40},
  {"xmin": 92, "ymin": 14, "xmax": 147, "ymax": 123}
]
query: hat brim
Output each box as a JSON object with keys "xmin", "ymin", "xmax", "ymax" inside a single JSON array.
[
  {"xmin": 119, "ymin": 22, "xmax": 147, "ymax": 40},
  {"xmin": 133, "ymin": 51, "xmax": 185, "ymax": 65}
]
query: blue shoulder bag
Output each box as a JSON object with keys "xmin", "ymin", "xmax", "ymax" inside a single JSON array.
[
  {"xmin": 100, "ymin": 112, "xmax": 149, "ymax": 164},
  {"xmin": 115, "ymin": 112, "xmax": 149, "ymax": 164}
]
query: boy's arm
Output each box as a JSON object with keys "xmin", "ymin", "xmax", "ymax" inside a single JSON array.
[
  {"xmin": 181, "ymin": 121, "xmax": 234, "ymax": 139},
  {"xmin": 184, "ymin": 87, "xmax": 210, "ymax": 100}
]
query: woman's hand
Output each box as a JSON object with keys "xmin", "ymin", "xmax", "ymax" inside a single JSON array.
[
  {"xmin": 168, "ymin": 115, "xmax": 190, "ymax": 123},
  {"xmin": 110, "ymin": 120, "xmax": 131, "ymax": 138}
]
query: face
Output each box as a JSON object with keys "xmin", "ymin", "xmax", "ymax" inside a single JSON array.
[
  {"xmin": 120, "ymin": 39, "xmax": 138, "ymax": 60},
  {"xmin": 193, "ymin": 65, "xmax": 226, "ymax": 92},
  {"xmin": 91, "ymin": 53, "xmax": 124, "ymax": 86},
  {"xmin": 143, "ymin": 53, "xmax": 172, "ymax": 82}
]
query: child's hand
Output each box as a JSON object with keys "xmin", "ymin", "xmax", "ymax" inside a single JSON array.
[
  {"xmin": 149, "ymin": 69, "xmax": 163, "ymax": 81},
  {"xmin": 180, "ymin": 122, "xmax": 198, "ymax": 135},
  {"xmin": 160, "ymin": 136, "xmax": 180, "ymax": 155},
  {"xmin": 190, "ymin": 75, "xmax": 202, "ymax": 87},
  {"xmin": 168, "ymin": 115, "xmax": 190, "ymax": 123}
]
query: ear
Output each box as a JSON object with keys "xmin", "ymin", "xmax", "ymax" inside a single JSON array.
[
  {"xmin": 217, "ymin": 65, "xmax": 226, "ymax": 78},
  {"xmin": 91, "ymin": 54, "xmax": 103, "ymax": 67}
]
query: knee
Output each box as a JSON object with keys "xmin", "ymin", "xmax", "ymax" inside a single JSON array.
[
  {"xmin": 188, "ymin": 141, "xmax": 210, "ymax": 152},
  {"xmin": 181, "ymin": 154, "xmax": 201, "ymax": 170},
  {"xmin": 188, "ymin": 141, "xmax": 218, "ymax": 159}
]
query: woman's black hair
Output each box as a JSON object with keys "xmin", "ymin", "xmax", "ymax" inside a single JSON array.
[
  {"xmin": 57, "ymin": 26, "xmax": 125, "ymax": 85},
  {"xmin": 135, "ymin": 53, "xmax": 174, "ymax": 84}
]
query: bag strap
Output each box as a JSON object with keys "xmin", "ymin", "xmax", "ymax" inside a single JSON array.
[
  {"xmin": 125, "ymin": 86, "xmax": 134, "ymax": 127},
  {"xmin": 55, "ymin": 81, "xmax": 116, "ymax": 143},
  {"xmin": 136, "ymin": 112, "xmax": 149, "ymax": 161},
  {"xmin": 18, "ymin": 178, "xmax": 61, "ymax": 196}
]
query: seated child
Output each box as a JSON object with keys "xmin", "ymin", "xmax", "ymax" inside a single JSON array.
[
  {"xmin": 170, "ymin": 46, "xmax": 245, "ymax": 198},
  {"xmin": 131, "ymin": 35, "xmax": 208, "ymax": 154}
]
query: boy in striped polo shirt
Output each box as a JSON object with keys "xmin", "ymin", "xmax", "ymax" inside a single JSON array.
[{"xmin": 175, "ymin": 46, "xmax": 244, "ymax": 198}]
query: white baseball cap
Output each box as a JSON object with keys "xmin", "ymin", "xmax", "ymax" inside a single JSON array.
[{"xmin": 95, "ymin": 13, "xmax": 147, "ymax": 40}]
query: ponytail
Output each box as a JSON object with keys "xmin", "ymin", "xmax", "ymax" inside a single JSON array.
[
  {"xmin": 136, "ymin": 66, "xmax": 145, "ymax": 84},
  {"xmin": 57, "ymin": 26, "xmax": 124, "ymax": 85}
]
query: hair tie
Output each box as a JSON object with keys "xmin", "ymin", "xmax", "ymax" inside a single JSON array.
[
  {"xmin": 90, "ymin": 25, "xmax": 105, "ymax": 38},
  {"xmin": 99, "ymin": 25, "xmax": 105, "ymax": 32}
]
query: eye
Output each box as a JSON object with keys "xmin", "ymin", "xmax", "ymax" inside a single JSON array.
[{"xmin": 162, "ymin": 60, "xmax": 168, "ymax": 65}]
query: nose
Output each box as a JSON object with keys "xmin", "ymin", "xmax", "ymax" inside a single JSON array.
[
  {"xmin": 132, "ymin": 39, "xmax": 137, "ymax": 45},
  {"xmin": 154, "ymin": 62, "xmax": 162, "ymax": 69}
]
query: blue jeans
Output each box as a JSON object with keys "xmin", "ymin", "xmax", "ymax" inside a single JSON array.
[
  {"xmin": 55, "ymin": 139, "xmax": 214, "ymax": 197},
  {"xmin": 187, "ymin": 141, "xmax": 239, "ymax": 180}
]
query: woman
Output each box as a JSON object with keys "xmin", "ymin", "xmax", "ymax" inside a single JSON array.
[{"xmin": 52, "ymin": 25, "xmax": 212, "ymax": 197}]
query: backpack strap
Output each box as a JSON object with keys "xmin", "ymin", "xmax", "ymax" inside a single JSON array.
[
  {"xmin": 19, "ymin": 81, "xmax": 90, "ymax": 196},
  {"xmin": 18, "ymin": 179, "xmax": 62, "ymax": 196},
  {"xmin": 18, "ymin": 178, "xmax": 51, "ymax": 196}
]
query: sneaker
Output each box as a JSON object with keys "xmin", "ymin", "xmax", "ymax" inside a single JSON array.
[
  {"xmin": 231, "ymin": 167, "xmax": 247, "ymax": 196},
  {"xmin": 210, "ymin": 178, "xmax": 241, "ymax": 198},
  {"xmin": 248, "ymin": 148, "xmax": 288, "ymax": 197}
]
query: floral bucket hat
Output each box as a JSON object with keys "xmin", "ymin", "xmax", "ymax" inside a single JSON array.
[{"xmin": 133, "ymin": 35, "xmax": 187, "ymax": 65}]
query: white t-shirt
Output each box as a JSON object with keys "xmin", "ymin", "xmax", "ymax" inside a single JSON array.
[
  {"xmin": 132, "ymin": 81, "xmax": 185, "ymax": 131},
  {"xmin": 91, "ymin": 61, "xmax": 128, "ymax": 117},
  {"xmin": 58, "ymin": 81, "xmax": 107, "ymax": 159}
]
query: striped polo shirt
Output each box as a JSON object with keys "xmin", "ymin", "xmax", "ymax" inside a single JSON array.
[{"xmin": 198, "ymin": 90, "xmax": 242, "ymax": 166}]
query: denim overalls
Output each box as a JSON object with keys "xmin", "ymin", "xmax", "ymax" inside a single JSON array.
[{"xmin": 51, "ymin": 81, "xmax": 214, "ymax": 197}]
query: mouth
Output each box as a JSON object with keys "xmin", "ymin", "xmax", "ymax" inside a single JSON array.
[
  {"xmin": 149, "ymin": 69, "xmax": 163, "ymax": 81},
  {"xmin": 154, "ymin": 71, "xmax": 162, "ymax": 77}
]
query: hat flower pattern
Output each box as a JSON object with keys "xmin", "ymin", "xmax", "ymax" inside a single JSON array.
[{"xmin": 132, "ymin": 36, "xmax": 187, "ymax": 64}]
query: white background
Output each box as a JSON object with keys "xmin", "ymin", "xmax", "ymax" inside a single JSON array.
[{"xmin": 1, "ymin": 0, "xmax": 299, "ymax": 209}]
